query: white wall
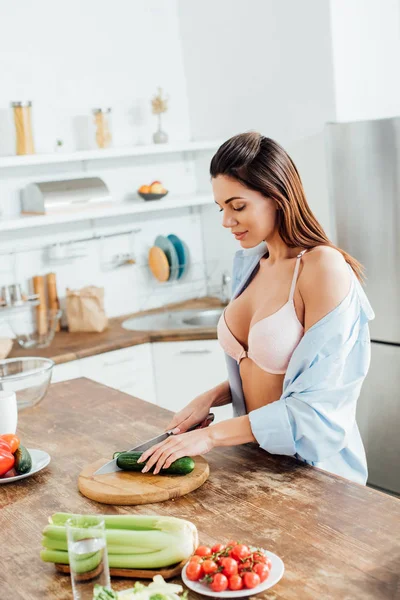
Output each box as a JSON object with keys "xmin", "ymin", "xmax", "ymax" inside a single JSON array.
[
  {"xmin": 177, "ymin": 0, "xmax": 337, "ymax": 285},
  {"xmin": 0, "ymin": 0, "xmax": 190, "ymax": 155},
  {"xmin": 0, "ymin": 0, "xmax": 211, "ymax": 324},
  {"xmin": 329, "ymin": 0, "xmax": 400, "ymax": 122}
]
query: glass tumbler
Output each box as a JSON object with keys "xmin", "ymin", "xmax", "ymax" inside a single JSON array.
[{"xmin": 66, "ymin": 515, "xmax": 111, "ymax": 600}]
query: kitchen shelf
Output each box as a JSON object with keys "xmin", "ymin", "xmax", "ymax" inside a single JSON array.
[
  {"xmin": 0, "ymin": 139, "xmax": 222, "ymax": 169},
  {"xmin": 0, "ymin": 193, "xmax": 215, "ymax": 232}
]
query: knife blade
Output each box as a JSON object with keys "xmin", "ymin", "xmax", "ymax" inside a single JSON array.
[{"xmin": 93, "ymin": 412, "xmax": 214, "ymax": 476}]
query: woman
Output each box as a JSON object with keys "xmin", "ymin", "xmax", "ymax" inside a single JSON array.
[{"xmin": 139, "ymin": 132, "xmax": 374, "ymax": 484}]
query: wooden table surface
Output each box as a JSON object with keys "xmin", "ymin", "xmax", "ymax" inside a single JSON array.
[{"xmin": 1, "ymin": 378, "xmax": 399, "ymax": 600}]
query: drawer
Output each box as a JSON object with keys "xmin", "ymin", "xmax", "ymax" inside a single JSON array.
[
  {"xmin": 152, "ymin": 340, "xmax": 227, "ymax": 412},
  {"xmin": 80, "ymin": 344, "xmax": 153, "ymax": 379}
]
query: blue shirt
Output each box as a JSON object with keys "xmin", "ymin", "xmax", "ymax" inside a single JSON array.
[{"xmin": 225, "ymin": 244, "xmax": 375, "ymax": 485}]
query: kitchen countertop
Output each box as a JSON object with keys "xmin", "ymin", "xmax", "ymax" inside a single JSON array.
[
  {"xmin": 8, "ymin": 297, "xmax": 224, "ymax": 365},
  {"xmin": 2, "ymin": 378, "xmax": 400, "ymax": 599}
]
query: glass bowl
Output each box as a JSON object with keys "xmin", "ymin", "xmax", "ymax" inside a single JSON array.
[
  {"xmin": 8, "ymin": 309, "xmax": 62, "ymax": 349},
  {"xmin": 0, "ymin": 357, "xmax": 55, "ymax": 410}
]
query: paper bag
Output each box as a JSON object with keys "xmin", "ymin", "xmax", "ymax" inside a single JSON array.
[{"xmin": 66, "ymin": 286, "xmax": 108, "ymax": 333}]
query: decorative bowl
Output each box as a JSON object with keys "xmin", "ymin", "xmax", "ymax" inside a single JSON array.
[{"xmin": 138, "ymin": 191, "xmax": 169, "ymax": 201}]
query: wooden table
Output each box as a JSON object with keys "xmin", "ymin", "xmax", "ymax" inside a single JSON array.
[{"xmin": 1, "ymin": 379, "xmax": 399, "ymax": 599}]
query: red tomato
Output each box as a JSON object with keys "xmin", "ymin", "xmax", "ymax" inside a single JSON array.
[
  {"xmin": 211, "ymin": 543, "xmax": 226, "ymax": 554},
  {"xmin": 243, "ymin": 572, "xmax": 261, "ymax": 589},
  {"xmin": 0, "ymin": 434, "xmax": 20, "ymax": 454},
  {"xmin": 226, "ymin": 540, "xmax": 238, "ymax": 547},
  {"xmin": 210, "ymin": 573, "xmax": 228, "ymax": 592},
  {"xmin": 238, "ymin": 560, "xmax": 252, "ymax": 573},
  {"xmin": 189, "ymin": 555, "xmax": 203, "ymax": 564},
  {"xmin": 253, "ymin": 562, "xmax": 270, "ymax": 582},
  {"xmin": 0, "ymin": 449, "xmax": 15, "ymax": 476},
  {"xmin": 251, "ymin": 551, "xmax": 267, "ymax": 564},
  {"xmin": 231, "ymin": 544, "xmax": 250, "ymax": 562},
  {"xmin": 220, "ymin": 557, "xmax": 238, "ymax": 577},
  {"xmin": 195, "ymin": 545, "xmax": 212, "ymax": 557},
  {"xmin": 202, "ymin": 560, "xmax": 218, "ymax": 575},
  {"xmin": 186, "ymin": 561, "xmax": 203, "ymax": 581},
  {"xmin": 228, "ymin": 574, "xmax": 243, "ymax": 591}
]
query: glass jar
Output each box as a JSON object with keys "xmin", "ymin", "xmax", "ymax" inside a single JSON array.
[
  {"xmin": 92, "ymin": 108, "xmax": 112, "ymax": 149},
  {"xmin": 11, "ymin": 101, "xmax": 35, "ymax": 155}
]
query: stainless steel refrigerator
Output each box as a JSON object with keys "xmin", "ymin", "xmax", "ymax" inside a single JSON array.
[{"xmin": 326, "ymin": 116, "xmax": 400, "ymax": 495}]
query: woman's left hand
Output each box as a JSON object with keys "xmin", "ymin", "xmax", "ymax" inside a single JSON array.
[{"xmin": 138, "ymin": 428, "xmax": 215, "ymax": 475}]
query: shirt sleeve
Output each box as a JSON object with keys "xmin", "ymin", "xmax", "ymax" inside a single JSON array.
[{"xmin": 248, "ymin": 336, "xmax": 371, "ymax": 463}]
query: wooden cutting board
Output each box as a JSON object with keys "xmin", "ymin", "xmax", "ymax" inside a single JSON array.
[
  {"xmin": 55, "ymin": 559, "xmax": 187, "ymax": 580},
  {"xmin": 78, "ymin": 456, "xmax": 209, "ymax": 505}
]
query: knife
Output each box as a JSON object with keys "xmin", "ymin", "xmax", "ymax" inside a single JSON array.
[{"xmin": 94, "ymin": 412, "xmax": 215, "ymax": 475}]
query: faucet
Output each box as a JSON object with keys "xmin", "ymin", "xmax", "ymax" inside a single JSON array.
[{"xmin": 221, "ymin": 271, "xmax": 232, "ymax": 304}]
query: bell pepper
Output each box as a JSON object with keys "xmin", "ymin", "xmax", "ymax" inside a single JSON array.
[
  {"xmin": 0, "ymin": 433, "xmax": 20, "ymax": 454},
  {"xmin": 0, "ymin": 447, "xmax": 15, "ymax": 476}
]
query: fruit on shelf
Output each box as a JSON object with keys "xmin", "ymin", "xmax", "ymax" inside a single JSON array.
[{"xmin": 150, "ymin": 182, "xmax": 167, "ymax": 194}]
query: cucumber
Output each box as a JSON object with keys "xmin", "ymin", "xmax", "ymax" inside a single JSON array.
[
  {"xmin": 116, "ymin": 452, "xmax": 195, "ymax": 475},
  {"xmin": 14, "ymin": 445, "xmax": 32, "ymax": 475}
]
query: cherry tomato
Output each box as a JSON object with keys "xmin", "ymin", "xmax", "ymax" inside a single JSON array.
[
  {"xmin": 202, "ymin": 560, "xmax": 219, "ymax": 575},
  {"xmin": 253, "ymin": 562, "xmax": 270, "ymax": 582},
  {"xmin": 251, "ymin": 550, "xmax": 267, "ymax": 564},
  {"xmin": 228, "ymin": 574, "xmax": 244, "ymax": 591},
  {"xmin": 238, "ymin": 560, "xmax": 252, "ymax": 573},
  {"xmin": 186, "ymin": 561, "xmax": 203, "ymax": 581},
  {"xmin": 0, "ymin": 450, "xmax": 15, "ymax": 477},
  {"xmin": 220, "ymin": 557, "xmax": 238, "ymax": 577},
  {"xmin": 195, "ymin": 545, "xmax": 212, "ymax": 557},
  {"xmin": 243, "ymin": 572, "xmax": 261, "ymax": 589},
  {"xmin": 231, "ymin": 544, "xmax": 251, "ymax": 562},
  {"xmin": 226, "ymin": 540, "xmax": 237, "ymax": 547},
  {"xmin": 211, "ymin": 543, "xmax": 226, "ymax": 554},
  {"xmin": 0, "ymin": 434, "xmax": 20, "ymax": 454},
  {"xmin": 189, "ymin": 555, "xmax": 203, "ymax": 564},
  {"xmin": 210, "ymin": 573, "xmax": 229, "ymax": 592}
]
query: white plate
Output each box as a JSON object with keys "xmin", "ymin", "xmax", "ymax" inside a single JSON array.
[
  {"xmin": 0, "ymin": 448, "xmax": 50, "ymax": 484},
  {"xmin": 181, "ymin": 549, "xmax": 284, "ymax": 598}
]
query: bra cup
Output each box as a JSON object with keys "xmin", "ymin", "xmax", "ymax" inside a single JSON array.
[
  {"xmin": 217, "ymin": 313, "xmax": 246, "ymax": 360},
  {"xmin": 248, "ymin": 303, "xmax": 304, "ymax": 373}
]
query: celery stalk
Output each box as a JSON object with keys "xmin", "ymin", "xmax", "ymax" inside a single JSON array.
[
  {"xmin": 40, "ymin": 549, "xmax": 102, "ymax": 573},
  {"xmin": 41, "ymin": 513, "xmax": 198, "ymax": 569},
  {"xmin": 43, "ymin": 525, "xmax": 178, "ymax": 550},
  {"xmin": 42, "ymin": 535, "xmax": 159, "ymax": 555}
]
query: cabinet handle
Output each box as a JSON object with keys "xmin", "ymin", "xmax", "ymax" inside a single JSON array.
[
  {"xmin": 177, "ymin": 349, "xmax": 212, "ymax": 355},
  {"xmin": 103, "ymin": 357, "xmax": 132, "ymax": 367}
]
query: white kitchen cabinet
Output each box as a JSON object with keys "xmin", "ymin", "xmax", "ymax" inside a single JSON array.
[
  {"xmin": 79, "ymin": 344, "xmax": 157, "ymax": 404},
  {"xmin": 52, "ymin": 360, "xmax": 81, "ymax": 383},
  {"xmin": 152, "ymin": 340, "xmax": 232, "ymax": 422}
]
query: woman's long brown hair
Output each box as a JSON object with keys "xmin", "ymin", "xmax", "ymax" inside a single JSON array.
[{"xmin": 210, "ymin": 131, "xmax": 364, "ymax": 282}]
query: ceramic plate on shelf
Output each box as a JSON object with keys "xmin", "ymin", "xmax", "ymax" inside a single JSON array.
[
  {"xmin": 0, "ymin": 448, "xmax": 51, "ymax": 484},
  {"xmin": 154, "ymin": 235, "xmax": 179, "ymax": 281},
  {"xmin": 181, "ymin": 549, "xmax": 284, "ymax": 598},
  {"xmin": 167, "ymin": 234, "xmax": 188, "ymax": 279},
  {"xmin": 148, "ymin": 246, "xmax": 170, "ymax": 282}
]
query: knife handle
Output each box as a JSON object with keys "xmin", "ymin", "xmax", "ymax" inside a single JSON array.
[
  {"xmin": 186, "ymin": 412, "xmax": 215, "ymax": 431},
  {"xmin": 165, "ymin": 413, "xmax": 215, "ymax": 436}
]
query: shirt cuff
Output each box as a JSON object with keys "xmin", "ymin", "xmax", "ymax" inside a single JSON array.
[{"xmin": 249, "ymin": 399, "xmax": 296, "ymax": 456}]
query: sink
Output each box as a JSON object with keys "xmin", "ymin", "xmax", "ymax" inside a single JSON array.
[
  {"xmin": 122, "ymin": 307, "xmax": 224, "ymax": 331},
  {"xmin": 181, "ymin": 309, "xmax": 223, "ymax": 328}
]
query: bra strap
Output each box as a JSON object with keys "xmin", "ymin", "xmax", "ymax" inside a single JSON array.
[{"xmin": 289, "ymin": 250, "xmax": 307, "ymax": 301}]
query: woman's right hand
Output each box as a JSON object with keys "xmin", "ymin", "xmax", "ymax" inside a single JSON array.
[{"xmin": 165, "ymin": 391, "xmax": 214, "ymax": 434}]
